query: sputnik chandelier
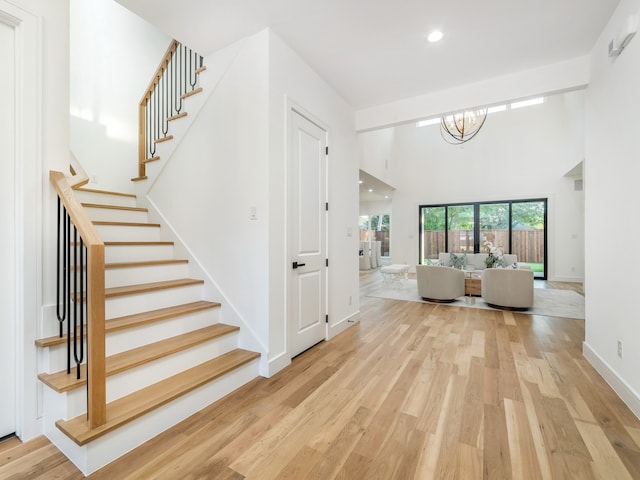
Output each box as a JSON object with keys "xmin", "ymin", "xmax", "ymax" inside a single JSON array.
[{"xmin": 440, "ymin": 108, "xmax": 488, "ymax": 144}]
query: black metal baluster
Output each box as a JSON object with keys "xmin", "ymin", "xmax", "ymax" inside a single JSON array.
[
  {"xmin": 142, "ymin": 42, "xmax": 204, "ymax": 166},
  {"xmin": 73, "ymin": 227, "xmax": 78, "ymax": 378},
  {"xmin": 189, "ymin": 48, "xmax": 194, "ymax": 90},
  {"xmin": 183, "ymin": 45, "xmax": 188, "ymax": 97},
  {"xmin": 169, "ymin": 54, "xmax": 174, "ymax": 119},
  {"xmin": 74, "ymin": 237, "xmax": 85, "ymax": 380},
  {"xmin": 154, "ymin": 83, "xmax": 159, "ymax": 151},
  {"xmin": 162, "ymin": 60, "xmax": 169, "ymax": 137},
  {"xmin": 178, "ymin": 45, "xmax": 184, "ymax": 111},
  {"xmin": 56, "ymin": 198, "xmax": 66, "ymax": 338},
  {"xmin": 66, "ymin": 211, "xmax": 71, "ymax": 374}
]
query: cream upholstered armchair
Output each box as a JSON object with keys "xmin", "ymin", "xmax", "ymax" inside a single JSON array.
[
  {"xmin": 416, "ymin": 265, "xmax": 465, "ymax": 303},
  {"xmin": 481, "ymin": 268, "xmax": 534, "ymax": 310}
]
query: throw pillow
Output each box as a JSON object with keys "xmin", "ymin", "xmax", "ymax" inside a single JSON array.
[{"xmin": 450, "ymin": 253, "xmax": 466, "ymax": 269}]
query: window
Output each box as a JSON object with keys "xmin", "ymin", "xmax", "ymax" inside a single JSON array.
[{"xmin": 419, "ymin": 199, "xmax": 547, "ymax": 278}]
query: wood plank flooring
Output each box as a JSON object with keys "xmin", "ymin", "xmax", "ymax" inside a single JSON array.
[{"xmin": 2, "ymin": 271, "xmax": 639, "ymax": 479}]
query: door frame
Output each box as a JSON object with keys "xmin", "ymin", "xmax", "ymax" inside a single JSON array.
[
  {"xmin": 0, "ymin": 1, "xmax": 43, "ymax": 441},
  {"xmin": 285, "ymin": 99, "xmax": 330, "ymax": 358}
]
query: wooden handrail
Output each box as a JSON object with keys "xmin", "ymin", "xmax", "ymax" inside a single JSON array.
[
  {"xmin": 138, "ymin": 40, "xmax": 179, "ymax": 178},
  {"xmin": 137, "ymin": 40, "xmax": 204, "ymax": 180},
  {"xmin": 50, "ymin": 170, "xmax": 106, "ymax": 428}
]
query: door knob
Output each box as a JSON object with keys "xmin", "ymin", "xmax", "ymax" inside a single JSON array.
[{"xmin": 292, "ymin": 261, "xmax": 306, "ymax": 269}]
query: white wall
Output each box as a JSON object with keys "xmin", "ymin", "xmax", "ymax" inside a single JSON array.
[
  {"xmin": 359, "ymin": 90, "xmax": 585, "ymax": 281},
  {"xmin": 70, "ymin": 0, "xmax": 170, "ymax": 192},
  {"xmin": 584, "ymin": 0, "xmax": 640, "ymax": 417},
  {"xmin": 5, "ymin": 0, "xmax": 69, "ymax": 441},
  {"xmin": 146, "ymin": 29, "xmax": 359, "ymax": 376},
  {"xmin": 268, "ymin": 31, "xmax": 359, "ymax": 370},
  {"xmin": 148, "ymin": 31, "xmax": 271, "ymax": 362},
  {"xmin": 360, "ymin": 200, "xmax": 392, "ymax": 217}
]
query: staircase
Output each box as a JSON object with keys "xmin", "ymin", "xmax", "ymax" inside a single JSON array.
[{"xmin": 37, "ymin": 187, "xmax": 260, "ymax": 475}]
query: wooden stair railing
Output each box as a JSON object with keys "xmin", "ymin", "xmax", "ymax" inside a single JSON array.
[
  {"xmin": 50, "ymin": 170, "xmax": 106, "ymax": 428},
  {"xmin": 137, "ymin": 39, "xmax": 204, "ymax": 180}
]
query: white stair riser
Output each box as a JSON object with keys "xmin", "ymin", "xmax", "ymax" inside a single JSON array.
[
  {"xmin": 74, "ymin": 191, "xmax": 137, "ymax": 208},
  {"xmin": 42, "ymin": 309, "xmax": 221, "ymax": 371},
  {"xmin": 105, "ymin": 334, "xmax": 240, "ymax": 403},
  {"xmin": 94, "ymin": 224, "xmax": 161, "ymax": 242},
  {"xmin": 105, "ymin": 310, "xmax": 221, "ymax": 355},
  {"xmin": 105, "ymin": 262, "xmax": 189, "ymax": 288},
  {"xmin": 45, "ymin": 360, "xmax": 259, "ymax": 476},
  {"xmin": 105, "ymin": 244, "xmax": 174, "ymax": 263},
  {"xmin": 84, "ymin": 207, "xmax": 149, "ymax": 223},
  {"xmin": 43, "ymin": 382, "xmax": 89, "ymax": 422},
  {"xmin": 105, "ymin": 284, "xmax": 204, "ymax": 318}
]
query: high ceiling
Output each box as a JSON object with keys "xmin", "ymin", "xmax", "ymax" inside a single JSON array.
[{"xmin": 117, "ymin": 0, "xmax": 619, "ymax": 110}]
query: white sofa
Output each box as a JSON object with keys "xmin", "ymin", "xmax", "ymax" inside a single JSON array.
[{"xmin": 437, "ymin": 252, "xmax": 519, "ymax": 270}]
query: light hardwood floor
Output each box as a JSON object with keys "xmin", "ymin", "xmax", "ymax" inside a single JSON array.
[{"xmin": 2, "ymin": 271, "xmax": 639, "ymax": 479}]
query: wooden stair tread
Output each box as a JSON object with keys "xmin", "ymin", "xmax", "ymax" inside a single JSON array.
[
  {"xmin": 74, "ymin": 187, "xmax": 136, "ymax": 198},
  {"xmin": 143, "ymin": 156, "xmax": 160, "ymax": 164},
  {"xmin": 93, "ymin": 221, "xmax": 161, "ymax": 228},
  {"xmin": 131, "ymin": 176, "xmax": 148, "ymax": 182},
  {"xmin": 104, "ymin": 240, "xmax": 173, "ymax": 246},
  {"xmin": 168, "ymin": 112, "xmax": 187, "ymax": 122},
  {"xmin": 106, "ymin": 300, "xmax": 221, "ymax": 331},
  {"xmin": 155, "ymin": 135, "xmax": 173, "ymax": 144},
  {"xmin": 38, "ymin": 323, "xmax": 239, "ymax": 393},
  {"xmin": 56, "ymin": 348, "xmax": 259, "ymax": 445},
  {"xmin": 106, "ymin": 259, "xmax": 188, "ymax": 269},
  {"xmin": 81, "ymin": 203, "xmax": 148, "ymax": 212},
  {"xmin": 105, "ymin": 278, "xmax": 203, "ymax": 298},
  {"xmin": 181, "ymin": 87, "xmax": 203, "ymax": 99},
  {"xmin": 35, "ymin": 301, "xmax": 220, "ymax": 348}
]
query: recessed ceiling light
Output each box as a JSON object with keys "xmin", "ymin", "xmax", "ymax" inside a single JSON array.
[
  {"xmin": 358, "ymin": 180, "xmax": 363, "ymax": 184},
  {"xmin": 427, "ymin": 31, "xmax": 443, "ymax": 43},
  {"xmin": 368, "ymin": 189, "xmax": 373, "ymax": 193}
]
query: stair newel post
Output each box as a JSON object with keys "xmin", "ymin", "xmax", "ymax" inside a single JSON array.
[
  {"xmin": 50, "ymin": 170, "xmax": 107, "ymax": 428},
  {"xmin": 138, "ymin": 101, "xmax": 146, "ymax": 178},
  {"xmin": 87, "ymin": 242, "xmax": 106, "ymax": 428}
]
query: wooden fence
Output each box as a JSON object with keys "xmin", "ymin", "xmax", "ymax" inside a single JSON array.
[{"xmin": 422, "ymin": 229, "xmax": 544, "ymax": 263}]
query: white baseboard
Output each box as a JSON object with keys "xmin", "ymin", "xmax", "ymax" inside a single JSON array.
[
  {"xmin": 328, "ymin": 312, "xmax": 359, "ymax": 339},
  {"xmin": 548, "ymin": 275, "xmax": 584, "ymax": 283},
  {"xmin": 265, "ymin": 351, "xmax": 291, "ymax": 378},
  {"xmin": 583, "ymin": 342, "xmax": 640, "ymax": 420}
]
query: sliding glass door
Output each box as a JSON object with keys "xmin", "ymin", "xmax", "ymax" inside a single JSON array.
[
  {"xmin": 447, "ymin": 205, "xmax": 474, "ymax": 253},
  {"xmin": 419, "ymin": 199, "xmax": 547, "ymax": 278},
  {"xmin": 479, "ymin": 203, "xmax": 509, "ymax": 251},
  {"xmin": 511, "ymin": 201, "xmax": 546, "ymax": 277},
  {"xmin": 420, "ymin": 207, "xmax": 445, "ymax": 261}
]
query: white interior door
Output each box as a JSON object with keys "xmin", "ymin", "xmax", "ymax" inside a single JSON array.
[
  {"xmin": 289, "ymin": 109, "xmax": 327, "ymax": 357},
  {"xmin": 0, "ymin": 17, "xmax": 17, "ymax": 439}
]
